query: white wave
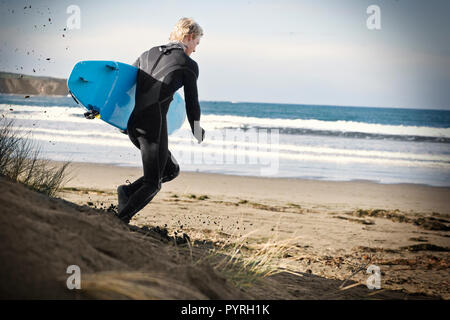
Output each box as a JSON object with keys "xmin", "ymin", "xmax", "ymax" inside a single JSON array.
[
  {"xmin": 10, "ymin": 126, "xmax": 126, "ymax": 140},
  {"xmin": 169, "ymin": 136, "xmax": 450, "ymax": 163},
  {"xmin": 9, "ymin": 130, "xmax": 450, "ymax": 169},
  {"xmin": 4, "ymin": 104, "xmax": 450, "ymax": 139},
  {"xmin": 1, "ymin": 104, "xmax": 88, "ymax": 123},
  {"xmin": 23, "ymin": 132, "xmax": 132, "ymax": 147},
  {"xmin": 9, "ymin": 125, "xmax": 450, "ymax": 164},
  {"xmin": 200, "ymin": 114, "xmax": 450, "ymax": 138},
  {"xmin": 0, "ymin": 104, "xmax": 75, "ymax": 112},
  {"xmin": 167, "ymin": 144, "xmax": 450, "ymax": 169},
  {"xmin": 4, "ymin": 104, "xmax": 449, "ymax": 139}
]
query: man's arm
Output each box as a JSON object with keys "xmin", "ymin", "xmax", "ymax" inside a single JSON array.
[{"xmin": 183, "ymin": 65, "xmax": 205, "ymax": 143}]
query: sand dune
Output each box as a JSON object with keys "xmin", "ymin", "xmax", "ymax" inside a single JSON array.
[{"xmin": 0, "ymin": 176, "xmax": 246, "ymax": 299}]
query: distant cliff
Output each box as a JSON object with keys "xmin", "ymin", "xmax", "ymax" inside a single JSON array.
[{"xmin": 0, "ymin": 72, "xmax": 68, "ymax": 96}]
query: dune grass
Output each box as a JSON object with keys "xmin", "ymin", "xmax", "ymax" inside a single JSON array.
[
  {"xmin": 77, "ymin": 214, "xmax": 300, "ymax": 298},
  {"xmin": 209, "ymin": 233, "xmax": 298, "ymax": 289},
  {"xmin": 78, "ymin": 230, "xmax": 300, "ymax": 298},
  {"xmin": 0, "ymin": 118, "xmax": 71, "ymax": 197},
  {"xmin": 186, "ymin": 215, "xmax": 300, "ymax": 289},
  {"xmin": 79, "ymin": 271, "xmax": 208, "ymax": 299}
]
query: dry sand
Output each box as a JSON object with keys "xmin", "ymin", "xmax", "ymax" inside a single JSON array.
[{"xmin": 1, "ymin": 161, "xmax": 449, "ymax": 299}]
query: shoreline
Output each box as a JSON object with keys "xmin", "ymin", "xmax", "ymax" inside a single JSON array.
[
  {"xmin": 58, "ymin": 160, "xmax": 450, "ymax": 215},
  {"xmin": 67, "ymin": 160, "xmax": 450, "ymax": 189}
]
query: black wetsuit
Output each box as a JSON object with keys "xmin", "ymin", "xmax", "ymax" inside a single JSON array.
[{"xmin": 118, "ymin": 42, "xmax": 204, "ymax": 222}]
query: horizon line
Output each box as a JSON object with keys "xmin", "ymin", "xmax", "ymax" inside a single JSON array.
[{"xmin": 1, "ymin": 71, "xmax": 448, "ymax": 112}]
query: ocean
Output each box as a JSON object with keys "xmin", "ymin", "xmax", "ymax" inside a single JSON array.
[{"xmin": 1, "ymin": 93, "xmax": 449, "ymax": 187}]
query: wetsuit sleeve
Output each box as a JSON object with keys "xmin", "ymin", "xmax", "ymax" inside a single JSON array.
[{"xmin": 183, "ymin": 64, "xmax": 201, "ymax": 135}]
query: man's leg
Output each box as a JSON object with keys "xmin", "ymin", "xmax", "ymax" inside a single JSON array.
[
  {"xmin": 117, "ymin": 111, "xmax": 169, "ymax": 223},
  {"xmin": 118, "ymin": 136, "xmax": 162, "ymax": 223},
  {"xmin": 161, "ymin": 150, "xmax": 180, "ymax": 182},
  {"xmin": 118, "ymin": 149, "xmax": 180, "ymax": 211}
]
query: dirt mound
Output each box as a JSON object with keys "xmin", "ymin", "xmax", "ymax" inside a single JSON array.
[{"xmin": 0, "ymin": 176, "xmax": 246, "ymax": 299}]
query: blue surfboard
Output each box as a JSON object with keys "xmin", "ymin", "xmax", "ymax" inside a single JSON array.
[{"xmin": 67, "ymin": 60, "xmax": 186, "ymax": 134}]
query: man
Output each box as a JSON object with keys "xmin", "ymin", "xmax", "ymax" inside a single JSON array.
[{"xmin": 116, "ymin": 17, "xmax": 205, "ymax": 223}]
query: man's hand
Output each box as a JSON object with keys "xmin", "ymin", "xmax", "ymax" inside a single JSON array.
[{"xmin": 193, "ymin": 121, "xmax": 205, "ymax": 144}]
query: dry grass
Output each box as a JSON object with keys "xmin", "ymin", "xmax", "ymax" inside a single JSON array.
[
  {"xmin": 79, "ymin": 271, "xmax": 207, "ymax": 300},
  {"xmin": 0, "ymin": 118, "xmax": 71, "ymax": 197},
  {"xmin": 77, "ymin": 230, "xmax": 301, "ymax": 297},
  {"xmin": 190, "ymin": 214, "xmax": 301, "ymax": 289},
  {"xmin": 212, "ymin": 233, "xmax": 299, "ymax": 289},
  {"xmin": 76, "ymin": 213, "xmax": 302, "ymax": 298}
]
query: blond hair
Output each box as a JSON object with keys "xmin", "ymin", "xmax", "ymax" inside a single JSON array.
[{"xmin": 169, "ymin": 17, "xmax": 203, "ymax": 41}]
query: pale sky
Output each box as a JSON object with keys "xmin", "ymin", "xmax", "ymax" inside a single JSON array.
[{"xmin": 0, "ymin": 0, "xmax": 449, "ymax": 110}]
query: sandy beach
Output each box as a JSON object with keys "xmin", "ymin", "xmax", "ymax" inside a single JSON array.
[
  {"xmin": 51, "ymin": 161, "xmax": 449, "ymax": 299},
  {"xmin": 1, "ymin": 0, "xmax": 449, "ymax": 304}
]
